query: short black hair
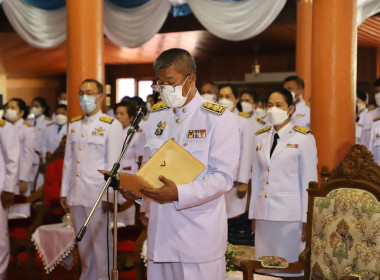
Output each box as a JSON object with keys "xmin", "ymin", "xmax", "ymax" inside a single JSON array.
[
  {"xmin": 269, "ymin": 88, "xmax": 295, "ymax": 118},
  {"xmin": 56, "ymin": 104, "xmax": 67, "ymax": 111},
  {"xmin": 284, "ymin": 75, "xmax": 305, "ymax": 90},
  {"xmin": 114, "ymin": 101, "xmax": 137, "ymax": 119},
  {"xmin": 131, "ymin": 96, "xmax": 148, "ymax": 116},
  {"xmin": 218, "ymin": 83, "xmax": 239, "ymax": 99},
  {"xmin": 81, "ymin": 79, "xmax": 103, "ymax": 94},
  {"xmin": 32, "ymin": 96, "xmax": 50, "ymax": 116},
  {"xmin": 240, "ymin": 90, "xmax": 258, "ymax": 103},
  {"xmin": 9, "ymin": 98, "xmax": 28, "ymax": 119},
  {"xmin": 154, "ymin": 48, "xmax": 197, "ymax": 76},
  {"xmin": 374, "ymin": 77, "xmax": 380, "ymax": 87},
  {"xmin": 257, "ymin": 96, "xmax": 268, "ymax": 108},
  {"xmin": 356, "ymin": 90, "xmax": 368, "ymax": 103}
]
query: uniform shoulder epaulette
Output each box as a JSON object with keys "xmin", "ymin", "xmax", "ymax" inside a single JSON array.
[
  {"xmin": 293, "ymin": 125, "xmax": 312, "ymax": 135},
  {"xmin": 70, "ymin": 115, "xmax": 84, "ymax": 123},
  {"xmin": 238, "ymin": 112, "xmax": 251, "ymax": 118},
  {"xmin": 0, "ymin": 119, "xmax": 5, "ymax": 127},
  {"xmin": 255, "ymin": 126, "xmax": 271, "ymax": 135},
  {"xmin": 255, "ymin": 118, "xmax": 266, "ymax": 125},
  {"xmin": 151, "ymin": 102, "xmax": 169, "ymax": 112},
  {"xmin": 100, "ymin": 115, "xmax": 114, "ymax": 124},
  {"xmin": 374, "ymin": 115, "xmax": 380, "ymax": 122},
  {"xmin": 23, "ymin": 120, "xmax": 32, "ymax": 127},
  {"xmin": 305, "ymin": 101, "xmax": 311, "ymax": 107},
  {"xmin": 44, "ymin": 116, "xmax": 51, "ymax": 121},
  {"xmin": 142, "ymin": 116, "xmax": 148, "ymax": 121},
  {"xmin": 201, "ymin": 102, "xmax": 227, "ymax": 115},
  {"xmin": 47, "ymin": 122, "xmax": 55, "ymax": 127}
]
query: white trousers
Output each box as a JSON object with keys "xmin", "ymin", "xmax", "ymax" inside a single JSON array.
[
  {"xmin": 0, "ymin": 201, "xmax": 9, "ymax": 280},
  {"xmin": 70, "ymin": 206, "xmax": 112, "ymax": 280},
  {"xmin": 147, "ymin": 257, "xmax": 226, "ymax": 280}
]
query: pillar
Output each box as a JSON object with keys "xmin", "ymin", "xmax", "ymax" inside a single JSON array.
[
  {"xmin": 66, "ymin": 0, "xmax": 104, "ymax": 120},
  {"xmin": 296, "ymin": 0, "xmax": 313, "ymax": 102},
  {"xmin": 311, "ymin": 0, "xmax": 357, "ymax": 172}
]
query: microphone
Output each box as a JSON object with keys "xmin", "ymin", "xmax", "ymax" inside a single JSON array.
[{"xmin": 127, "ymin": 107, "xmax": 144, "ymax": 135}]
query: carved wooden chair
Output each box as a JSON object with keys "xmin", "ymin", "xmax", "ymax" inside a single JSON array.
[{"xmin": 240, "ymin": 144, "xmax": 380, "ymax": 280}]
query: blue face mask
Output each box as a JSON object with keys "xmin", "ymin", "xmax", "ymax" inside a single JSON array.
[{"xmin": 79, "ymin": 95, "xmax": 98, "ymax": 114}]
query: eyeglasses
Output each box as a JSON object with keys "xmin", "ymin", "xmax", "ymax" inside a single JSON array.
[
  {"xmin": 78, "ymin": 90, "xmax": 100, "ymax": 96},
  {"xmin": 151, "ymin": 74, "xmax": 190, "ymax": 93}
]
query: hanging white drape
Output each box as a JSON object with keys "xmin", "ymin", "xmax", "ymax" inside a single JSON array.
[
  {"xmin": 187, "ymin": 0, "xmax": 287, "ymax": 41},
  {"xmin": 104, "ymin": 0, "xmax": 172, "ymax": 48},
  {"xmin": 357, "ymin": 0, "xmax": 380, "ymax": 26},
  {"xmin": 2, "ymin": 0, "xmax": 66, "ymax": 49}
]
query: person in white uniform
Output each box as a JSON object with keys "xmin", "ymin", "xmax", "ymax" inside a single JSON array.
[
  {"xmin": 60, "ymin": 79, "xmax": 124, "ymax": 280},
  {"xmin": 251, "ymin": 96, "xmax": 269, "ymax": 133},
  {"xmin": 51, "ymin": 92, "xmax": 68, "ymax": 122},
  {"xmin": 356, "ymin": 90, "xmax": 369, "ymax": 143},
  {"xmin": 218, "ymin": 83, "xmax": 254, "ymax": 220},
  {"xmin": 0, "ymin": 119, "xmax": 20, "ymax": 280},
  {"xmin": 360, "ymin": 77, "xmax": 380, "ymax": 148},
  {"xmin": 200, "ymin": 81, "xmax": 218, "ymax": 102},
  {"xmin": 249, "ymin": 88, "xmax": 318, "ymax": 278},
  {"xmin": 368, "ymin": 115, "xmax": 380, "ymax": 165},
  {"xmin": 114, "ymin": 100, "xmax": 146, "ymax": 226},
  {"xmin": 284, "ymin": 75, "xmax": 310, "ymax": 129},
  {"xmin": 4, "ymin": 98, "xmax": 37, "ymax": 217},
  {"xmin": 240, "ymin": 89, "xmax": 258, "ymax": 116},
  {"xmin": 130, "ymin": 48, "xmax": 240, "ymax": 280},
  {"xmin": 42, "ymin": 104, "xmax": 67, "ymax": 157}
]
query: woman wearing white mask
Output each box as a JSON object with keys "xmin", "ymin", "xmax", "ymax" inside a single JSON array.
[
  {"xmin": 355, "ymin": 90, "xmax": 369, "ymax": 143},
  {"xmin": 42, "ymin": 104, "xmax": 67, "ymax": 158},
  {"xmin": 249, "ymin": 89, "xmax": 318, "ymax": 278},
  {"xmin": 240, "ymin": 90, "xmax": 258, "ymax": 116},
  {"xmin": 4, "ymin": 98, "xmax": 37, "ymax": 217},
  {"xmin": 218, "ymin": 83, "xmax": 255, "ymax": 246}
]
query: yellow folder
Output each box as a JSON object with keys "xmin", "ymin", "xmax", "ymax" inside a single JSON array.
[{"xmin": 99, "ymin": 139, "xmax": 205, "ymax": 198}]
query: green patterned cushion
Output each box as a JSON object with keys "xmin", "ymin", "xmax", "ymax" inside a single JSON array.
[
  {"xmin": 310, "ymin": 188, "xmax": 380, "ymax": 280},
  {"xmin": 349, "ymin": 270, "xmax": 379, "ymax": 280},
  {"xmin": 257, "ymin": 256, "xmax": 289, "ymax": 269},
  {"xmin": 230, "ymin": 244, "xmax": 255, "ymax": 267}
]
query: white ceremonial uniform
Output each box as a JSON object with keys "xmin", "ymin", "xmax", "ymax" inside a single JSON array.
[
  {"xmin": 8, "ymin": 118, "xmax": 36, "ymax": 217},
  {"xmin": 368, "ymin": 116, "xmax": 380, "ymax": 165},
  {"xmin": 144, "ymin": 92, "xmax": 240, "ymax": 280},
  {"xmin": 249, "ymin": 123, "xmax": 318, "ymax": 277},
  {"xmin": 42, "ymin": 122, "xmax": 67, "ymax": 156},
  {"xmin": 291, "ymin": 99, "xmax": 310, "ymax": 129},
  {"xmin": 360, "ymin": 107, "xmax": 380, "ymax": 149},
  {"xmin": 224, "ymin": 111, "xmax": 254, "ymax": 218},
  {"xmin": 356, "ymin": 109, "xmax": 368, "ymax": 143},
  {"xmin": 117, "ymin": 125, "xmax": 146, "ymax": 226},
  {"xmin": 0, "ymin": 120, "xmax": 20, "ymax": 280},
  {"xmin": 61, "ymin": 110, "xmax": 124, "ymax": 280}
]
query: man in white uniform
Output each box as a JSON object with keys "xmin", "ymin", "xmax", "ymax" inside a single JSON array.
[
  {"xmin": 60, "ymin": 79, "xmax": 124, "ymax": 280},
  {"xmin": 284, "ymin": 75, "xmax": 311, "ymax": 129},
  {"xmin": 138, "ymin": 48, "xmax": 240, "ymax": 280},
  {"xmin": 0, "ymin": 119, "xmax": 20, "ymax": 280}
]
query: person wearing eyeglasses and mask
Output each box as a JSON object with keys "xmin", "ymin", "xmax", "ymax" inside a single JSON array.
[
  {"xmin": 60, "ymin": 79, "xmax": 124, "ymax": 280},
  {"xmin": 42, "ymin": 104, "xmax": 68, "ymax": 158},
  {"xmin": 217, "ymin": 84, "xmax": 254, "ymax": 244},
  {"xmin": 283, "ymin": 75, "xmax": 310, "ymax": 129},
  {"xmin": 360, "ymin": 77, "xmax": 380, "ymax": 149},
  {"xmin": 249, "ymin": 89, "xmax": 318, "ymax": 279},
  {"xmin": 4, "ymin": 98, "xmax": 36, "ymax": 218},
  {"xmin": 130, "ymin": 48, "xmax": 239, "ymax": 280}
]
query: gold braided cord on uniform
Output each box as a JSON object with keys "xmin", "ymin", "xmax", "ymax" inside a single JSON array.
[
  {"xmin": 255, "ymin": 126, "xmax": 271, "ymax": 135},
  {"xmin": 99, "ymin": 116, "xmax": 114, "ymax": 124},
  {"xmin": 373, "ymin": 115, "xmax": 380, "ymax": 122},
  {"xmin": 70, "ymin": 115, "xmax": 84, "ymax": 123},
  {"xmin": 151, "ymin": 102, "xmax": 169, "ymax": 112},
  {"xmin": 255, "ymin": 118, "xmax": 266, "ymax": 125},
  {"xmin": 0, "ymin": 119, "xmax": 5, "ymax": 127},
  {"xmin": 201, "ymin": 102, "xmax": 227, "ymax": 115},
  {"xmin": 297, "ymin": 0, "xmax": 312, "ymax": 3},
  {"xmin": 238, "ymin": 112, "xmax": 250, "ymax": 118},
  {"xmin": 293, "ymin": 125, "xmax": 311, "ymax": 135}
]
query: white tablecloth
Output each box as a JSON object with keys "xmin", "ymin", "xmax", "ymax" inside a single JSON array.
[{"xmin": 31, "ymin": 223, "xmax": 75, "ymax": 274}]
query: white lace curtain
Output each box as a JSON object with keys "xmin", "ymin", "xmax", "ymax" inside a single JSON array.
[{"xmin": 1, "ymin": 0, "xmax": 379, "ymax": 49}]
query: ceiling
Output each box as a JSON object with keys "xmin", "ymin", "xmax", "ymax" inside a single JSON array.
[{"xmin": 0, "ymin": 1, "xmax": 379, "ymax": 79}]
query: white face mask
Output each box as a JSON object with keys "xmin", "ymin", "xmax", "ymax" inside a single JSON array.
[
  {"xmin": 59, "ymin": 100, "xmax": 68, "ymax": 106},
  {"xmin": 375, "ymin": 92, "xmax": 380, "ymax": 107},
  {"xmin": 202, "ymin": 93, "xmax": 217, "ymax": 103},
  {"xmin": 159, "ymin": 76, "xmax": 191, "ymax": 108},
  {"xmin": 240, "ymin": 101, "xmax": 253, "ymax": 114},
  {"xmin": 55, "ymin": 114, "xmax": 67, "ymax": 125},
  {"xmin": 254, "ymin": 108, "xmax": 267, "ymax": 119},
  {"xmin": 267, "ymin": 106, "xmax": 290, "ymax": 126},
  {"xmin": 218, "ymin": 98, "xmax": 235, "ymax": 111},
  {"xmin": 31, "ymin": 106, "xmax": 43, "ymax": 117},
  {"xmin": 146, "ymin": 102, "xmax": 152, "ymax": 112},
  {"xmin": 4, "ymin": 109, "xmax": 19, "ymax": 122}
]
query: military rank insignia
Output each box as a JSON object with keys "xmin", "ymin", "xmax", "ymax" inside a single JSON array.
[
  {"xmin": 286, "ymin": 144, "xmax": 299, "ymax": 148},
  {"xmin": 376, "ymin": 133, "xmax": 380, "ymax": 138},
  {"xmin": 256, "ymin": 145, "xmax": 262, "ymax": 151},
  {"xmin": 295, "ymin": 114, "xmax": 305, "ymax": 118},
  {"xmin": 188, "ymin": 129, "xmax": 206, "ymax": 138},
  {"xmin": 92, "ymin": 127, "xmax": 105, "ymax": 136},
  {"xmin": 155, "ymin": 121, "xmax": 166, "ymax": 136}
]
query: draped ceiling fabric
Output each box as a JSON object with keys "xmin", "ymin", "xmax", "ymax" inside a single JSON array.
[{"xmin": 1, "ymin": 0, "xmax": 380, "ymax": 49}]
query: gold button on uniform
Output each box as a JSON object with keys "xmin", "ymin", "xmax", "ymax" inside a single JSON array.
[
  {"xmin": 82, "ymin": 134, "xmax": 85, "ymax": 137},
  {"xmin": 266, "ymin": 181, "xmax": 269, "ymax": 184},
  {"xmin": 264, "ymin": 194, "xmax": 268, "ymax": 198},
  {"xmin": 176, "ymin": 118, "xmax": 181, "ymax": 123},
  {"xmin": 173, "ymin": 108, "xmax": 177, "ymax": 113},
  {"xmin": 86, "ymin": 122, "xmax": 89, "ymax": 125},
  {"xmin": 183, "ymin": 143, "xmax": 188, "ymax": 147},
  {"xmin": 267, "ymin": 168, "xmax": 269, "ymax": 172},
  {"xmin": 79, "ymin": 147, "xmax": 83, "ymax": 151},
  {"xmin": 77, "ymin": 173, "xmax": 80, "ymax": 177},
  {"xmin": 182, "ymin": 108, "xmax": 187, "ymax": 113},
  {"xmin": 77, "ymin": 160, "xmax": 81, "ymax": 164}
]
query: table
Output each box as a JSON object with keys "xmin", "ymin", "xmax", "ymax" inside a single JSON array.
[
  {"xmin": 31, "ymin": 223, "xmax": 75, "ymax": 274},
  {"xmin": 226, "ymin": 271, "xmax": 283, "ymax": 279}
]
